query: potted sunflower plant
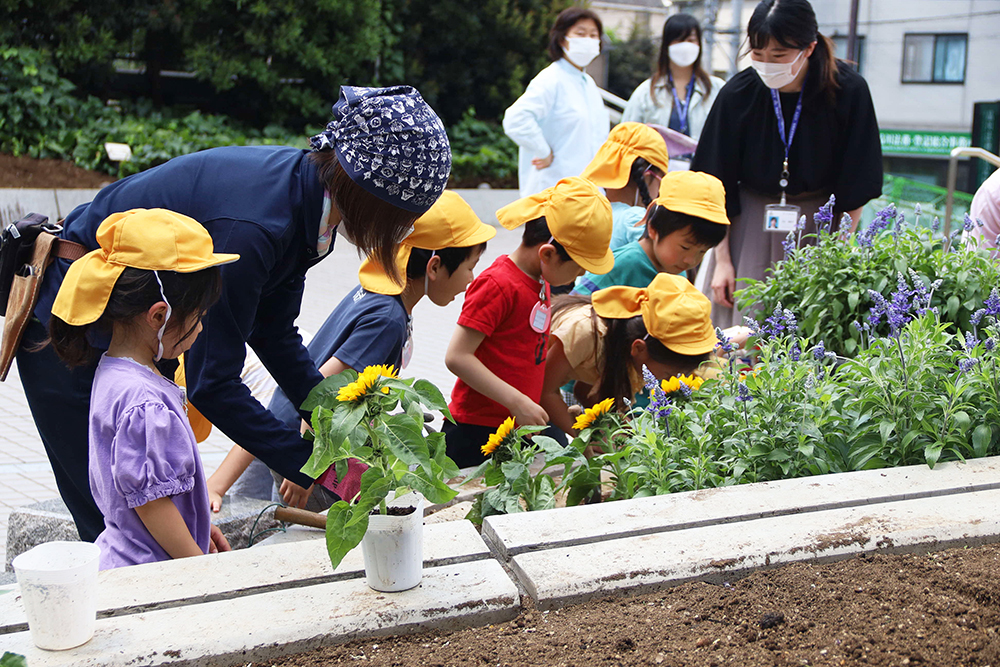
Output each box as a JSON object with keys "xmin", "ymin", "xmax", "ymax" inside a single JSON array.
[{"xmin": 299, "ymin": 365, "xmax": 459, "ymax": 591}]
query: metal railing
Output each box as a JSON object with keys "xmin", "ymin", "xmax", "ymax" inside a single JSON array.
[
  {"xmin": 598, "ymin": 88, "xmax": 627, "ymax": 124},
  {"xmin": 944, "ymin": 147, "xmax": 1000, "ymax": 236}
]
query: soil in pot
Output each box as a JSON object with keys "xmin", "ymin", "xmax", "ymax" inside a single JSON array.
[
  {"xmin": 271, "ymin": 541, "xmax": 1000, "ymax": 667},
  {"xmin": 370, "ymin": 506, "xmax": 417, "ymax": 517}
]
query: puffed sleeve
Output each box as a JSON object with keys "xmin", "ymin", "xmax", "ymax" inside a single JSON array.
[
  {"xmin": 621, "ymin": 79, "xmax": 652, "ymax": 124},
  {"xmin": 503, "ymin": 69, "xmax": 558, "ymax": 159},
  {"xmin": 691, "ymin": 82, "xmax": 744, "ymax": 219},
  {"xmin": 110, "ymin": 403, "xmax": 198, "ymax": 509},
  {"xmin": 551, "ymin": 307, "xmax": 597, "ymax": 372},
  {"xmin": 833, "ymin": 72, "xmax": 883, "ymax": 213}
]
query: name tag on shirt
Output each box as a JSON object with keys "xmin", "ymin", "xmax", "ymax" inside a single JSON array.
[{"xmin": 763, "ymin": 204, "xmax": 800, "ymax": 233}]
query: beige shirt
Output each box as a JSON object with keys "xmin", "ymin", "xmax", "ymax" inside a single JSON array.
[{"xmin": 551, "ymin": 304, "xmax": 643, "ymax": 396}]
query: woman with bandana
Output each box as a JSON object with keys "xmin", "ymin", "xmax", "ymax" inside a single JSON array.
[
  {"xmin": 17, "ymin": 85, "xmax": 452, "ymax": 542},
  {"xmin": 503, "ymin": 6, "xmax": 610, "ymax": 198},
  {"xmin": 691, "ymin": 0, "xmax": 881, "ymax": 328}
]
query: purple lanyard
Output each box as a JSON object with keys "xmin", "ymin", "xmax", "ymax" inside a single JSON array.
[
  {"xmin": 670, "ymin": 76, "xmax": 696, "ymax": 136},
  {"xmin": 770, "ymin": 88, "xmax": 804, "ymax": 190}
]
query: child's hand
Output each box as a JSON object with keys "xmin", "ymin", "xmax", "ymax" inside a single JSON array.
[
  {"xmin": 208, "ymin": 489, "xmax": 224, "ymax": 513},
  {"xmin": 280, "ymin": 479, "xmax": 314, "ymax": 509},
  {"xmin": 510, "ymin": 394, "xmax": 549, "ymax": 427},
  {"xmin": 208, "ymin": 524, "xmax": 231, "ymax": 554}
]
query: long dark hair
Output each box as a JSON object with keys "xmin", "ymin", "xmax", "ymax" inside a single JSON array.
[
  {"xmin": 650, "ymin": 14, "xmax": 713, "ymax": 106},
  {"xmin": 548, "ymin": 7, "xmax": 604, "ymax": 62},
  {"xmin": 629, "ymin": 157, "xmax": 656, "ymax": 208},
  {"xmin": 311, "ymin": 150, "xmax": 422, "ymax": 286},
  {"xmin": 49, "ymin": 267, "xmax": 222, "ymax": 367},
  {"xmin": 552, "ymin": 294, "xmax": 705, "ymax": 411},
  {"xmin": 747, "ymin": 0, "xmax": 840, "ymax": 104}
]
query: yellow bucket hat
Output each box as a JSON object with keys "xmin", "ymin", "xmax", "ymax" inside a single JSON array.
[
  {"xmin": 591, "ymin": 273, "xmax": 717, "ymax": 355},
  {"xmin": 580, "ymin": 122, "xmax": 671, "ymax": 190},
  {"xmin": 496, "ymin": 177, "xmax": 614, "ymax": 274},
  {"xmin": 358, "ymin": 191, "xmax": 497, "ymax": 295},
  {"xmin": 654, "ymin": 171, "xmax": 730, "ymax": 226},
  {"xmin": 51, "ymin": 208, "xmax": 240, "ymax": 326}
]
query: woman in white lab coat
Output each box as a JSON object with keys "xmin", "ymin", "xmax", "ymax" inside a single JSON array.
[{"xmin": 503, "ymin": 6, "xmax": 611, "ymax": 198}]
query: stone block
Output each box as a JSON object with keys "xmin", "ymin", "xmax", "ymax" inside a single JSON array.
[
  {"xmin": 53, "ymin": 189, "xmax": 102, "ymax": 219},
  {"xmin": 507, "ymin": 488, "xmax": 1000, "ymax": 609},
  {"xmin": 0, "ymin": 189, "xmax": 59, "ymax": 224},
  {"xmin": 482, "ymin": 457, "xmax": 1000, "ymax": 560},
  {"xmin": 5, "ymin": 495, "xmax": 278, "ymax": 571}
]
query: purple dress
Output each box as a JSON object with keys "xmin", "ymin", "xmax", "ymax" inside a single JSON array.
[{"xmin": 89, "ymin": 355, "xmax": 211, "ymax": 569}]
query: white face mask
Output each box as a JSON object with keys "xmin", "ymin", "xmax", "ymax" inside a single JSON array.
[
  {"xmin": 564, "ymin": 37, "xmax": 600, "ymax": 68},
  {"xmin": 750, "ymin": 50, "xmax": 806, "ymax": 89},
  {"xmin": 668, "ymin": 42, "xmax": 700, "ymax": 68}
]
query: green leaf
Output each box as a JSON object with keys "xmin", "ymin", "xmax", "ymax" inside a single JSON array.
[
  {"xmin": 529, "ymin": 474, "xmax": 557, "ymax": 511},
  {"xmin": 301, "ymin": 369, "xmax": 359, "ymax": 411},
  {"xmin": 400, "ymin": 465, "xmax": 458, "ymax": 504},
  {"xmin": 952, "ymin": 411, "xmax": 972, "ymax": 435},
  {"xmin": 413, "ymin": 378, "xmax": 452, "ymax": 420},
  {"xmin": 345, "ymin": 468, "xmax": 392, "ymax": 524},
  {"xmin": 848, "ymin": 291, "xmax": 860, "ymax": 310},
  {"xmin": 1, "ymin": 654, "xmax": 28, "ymax": 667},
  {"xmin": 972, "ymin": 424, "xmax": 992, "ymax": 457},
  {"xmin": 378, "ymin": 414, "xmax": 431, "ymax": 472},
  {"xmin": 324, "ymin": 501, "xmax": 368, "ymax": 570}
]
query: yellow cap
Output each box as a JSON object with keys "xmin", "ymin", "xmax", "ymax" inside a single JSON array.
[
  {"xmin": 654, "ymin": 171, "xmax": 730, "ymax": 226},
  {"xmin": 496, "ymin": 177, "xmax": 614, "ymax": 274},
  {"xmin": 358, "ymin": 191, "xmax": 497, "ymax": 295},
  {"xmin": 591, "ymin": 273, "xmax": 717, "ymax": 355},
  {"xmin": 580, "ymin": 123, "xmax": 671, "ymax": 190},
  {"xmin": 51, "ymin": 208, "xmax": 240, "ymax": 326}
]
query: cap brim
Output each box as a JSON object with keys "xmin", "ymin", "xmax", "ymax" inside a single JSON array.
[
  {"xmin": 665, "ymin": 333, "xmax": 719, "ymax": 356},
  {"xmin": 51, "ymin": 251, "xmax": 127, "ymax": 326},
  {"xmin": 668, "ymin": 201, "xmax": 730, "ymax": 226},
  {"xmin": 571, "ymin": 247, "xmax": 615, "ymax": 275},
  {"xmin": 178, "ymin": 253, "xmax": 241, "ymax": 272},
  {"xmin": 359, "ymin": 245, "xmax": 410, "ymax": 295},
  {"xmin": 451, "ymin": 222, "xmax": 497, "ymax": 247}
]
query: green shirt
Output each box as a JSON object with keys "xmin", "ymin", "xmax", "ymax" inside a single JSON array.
[{"xmin": 573, "ymin": 241, "xmax": 658, "ymax": 295}]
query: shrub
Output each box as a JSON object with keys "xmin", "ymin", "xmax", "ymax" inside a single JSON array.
[{"xmin": 447, "ymin": 108, "xmax": 518, "ymax": 188}]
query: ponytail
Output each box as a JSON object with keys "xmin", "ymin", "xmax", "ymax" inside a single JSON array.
[{"xmin": 629, "ymin": 157, "xmax": 656, "ymax": 208}]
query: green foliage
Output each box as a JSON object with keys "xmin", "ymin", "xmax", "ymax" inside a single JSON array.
[
  {"xmin": 737, "ymin": 207, "xmax": 1000, "ymax": 357},
  {"xmin": 0, "ymin": 653, "xmax": 27, "ymax": 667},
  {"xmin": 300, "ymin": 367, "xmax": 458, "ymax": 570},
  {"xmin": 606, "ymin": 20, "xmax": 656, "ymax": 101},
  {"xmin": 447, "ymin": 108, "xmax": 518, "ymax": 188},
  {"xmin": 389, "ymin": 0, "xmax": 563, "ymax": 126}
]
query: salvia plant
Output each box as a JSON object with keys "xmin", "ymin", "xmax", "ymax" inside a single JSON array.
[{"xmin": 738, "ymin": 197, "xmax": 1000, "ymax": 357}]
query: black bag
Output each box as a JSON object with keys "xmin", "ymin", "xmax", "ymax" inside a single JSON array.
[{"xmin": 0, "ymin": 213, "xmax": 60, "ymax": 316}]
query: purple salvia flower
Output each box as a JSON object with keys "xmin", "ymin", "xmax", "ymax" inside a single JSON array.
[
  {"xmin": 971, "ymin": 309, "xmax": 987, "ymax": 327},
  {"xmin": 678, "ymin": 380, "xmax": 693, "ymax": 399},
  {"xmin": 782, "ymin": 308, "xmax": 798, "ymax": 333},
  {"xmin": 959, "ymin": 357, "xmax": 979, "ymax": 374},
  {"xmin": 977, "ymin": 217, "xmax": 986, "ymax": 228},
  {"xmin": 964, "ymin": 331, "xmax": 978, "ymax": 351},
  {"xmin": 914, "ymin": 203, "xmax": 922, "ymax": 217},
  {"xmin": 892, "ymin": 212, "xmax": 904, "ymax": 239},
  {"xmin": 986, "ymin": 289, "xmax": 1000, "ymax": 316},
  {"xmin": 782, "ymin": 230, "xmax": 796, "ymax": 260},
  {"xmin": 813, "ymin": 341, "xmax": 827, "ymax": 360},
  {"xmin": 814, "ymin": 195, "xmax": 835, "ymax": 234},
  {"xmin": 986, "ymin": 338, "xmax": 996, "ymax": 352},
  {"xmin": 764, "ymin": 304, "xmax": 786, "ymax": 336},
  {"xmin": 715, "ymin": 327, "xmax": 737, "ymax": 353},
  {"xmin": 789, "ymin": 340, "xmax": 801, "ymax": 362},
  {"xmin": 931, "ymin": 217, "xmax": 941, "ymax": 233},
  {"xmin": 737, "ymin": 382, "xmax": 754, "ymax": 403},
  {"xmin": 852, "ymin": 320, "xmax": 864, "ymax": 333},
  {"xmin": 743, "ymin": 317, "xmax": 763, "ymax": 336},
  {"xmin": 642, "ymin": 364, "xmax": 658, "ymax": 393},
  {"xmin": 964, "ymin": 214, "xmax": 975, "ymax": 232},
  {"xmin": 796, "ymin": 215, "xmax": 807, "ymax": 231}
]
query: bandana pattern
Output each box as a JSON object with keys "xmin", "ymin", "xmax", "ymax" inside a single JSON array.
[{"xmin": 310, "ymin": 85, "xmax": 451, "ymax": 214}]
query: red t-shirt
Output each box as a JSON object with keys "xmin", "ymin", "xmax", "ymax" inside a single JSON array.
[{"xmin": 449, "ymin": 255, "xmax": 548, "ymax": 427}]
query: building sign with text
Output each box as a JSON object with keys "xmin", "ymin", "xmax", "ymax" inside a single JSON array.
[{"xmin": 880, "ymin": 129, "xmax": 972, "ymax": 157}]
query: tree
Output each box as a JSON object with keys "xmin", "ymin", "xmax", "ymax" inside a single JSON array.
[{"xmin": 606, "ymin": 19, "xmax": 657, "ymax": 102}]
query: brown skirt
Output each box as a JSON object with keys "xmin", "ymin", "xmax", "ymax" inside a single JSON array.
[{"xmin": 702, "ymin": 188, "xmax": 831, "ymax": 328}]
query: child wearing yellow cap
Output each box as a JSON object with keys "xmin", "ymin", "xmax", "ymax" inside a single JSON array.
[
  {"xmin": 542, "ymin": 273, "xmax": 718, "ymax": 436},
  {"xmin": 574, "ymin": 170, "xmax": 729, "ymax": 296},
  {"xmin": 47, "ymin": 209, "xmax": 238, "ymax": 569},
  {"xmin": 443, "ymin": 177, "xmax": 614, "ymax": 466},
  {"xmin": 580, "ymin": 121, "xmax": 671, "ymax": 249},
  {"xmin": 205, "ymin": 192, "xmax": 496, "ymax": 511}
]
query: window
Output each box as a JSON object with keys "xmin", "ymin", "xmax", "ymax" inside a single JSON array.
[
  {"xmin": 902, "ymin": 33, "xmax": 967, "ymax": 83},
  {"xmin": 832, "ymin": 35, "xmax": 866, "ymax": 76}
]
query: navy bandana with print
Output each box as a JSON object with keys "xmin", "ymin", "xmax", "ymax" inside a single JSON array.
[{"xmin": 310, "ymin": 85, "xmax": 452, "ymax": 214}]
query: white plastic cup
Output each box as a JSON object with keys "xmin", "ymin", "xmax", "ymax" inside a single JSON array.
[
  {"xmin": 361, "ymin": 492, "xmax": 424, "ymax": 592},
  {"xmin": 12, "ymin": 541, "xmax": 102, "ymax": 650}
]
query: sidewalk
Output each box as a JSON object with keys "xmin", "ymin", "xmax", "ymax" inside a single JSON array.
[{"xmin": 0, "ymin": 225, "xmax": 522, "ymax": 556}]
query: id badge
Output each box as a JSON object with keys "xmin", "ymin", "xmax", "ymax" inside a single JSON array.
[
  {"xmin": 763, "ymin": 204, "xmax": 801, "ymax": 233},
  {"xmin": 529, "ymin": 301, "xmax": 551, "ymax": 333},
  {"xmin": 401, "ymin": 335, "xmax": 413, "ymax": 369}
]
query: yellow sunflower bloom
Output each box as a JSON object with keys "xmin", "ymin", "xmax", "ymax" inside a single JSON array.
[
  {"xmin": 337, "ymin": 364, "xmax": 398, "ymax": 402},
  {"xmin": 482, "ymin": 416, "xmax": 516, "ymax": 456},
  {"xmin": 573, "ymin": 397, "xmax": 616, "ymax": 431},
  {"xmin": 661, "ymin": 374, "xmax": 703, "ymax": 394}
]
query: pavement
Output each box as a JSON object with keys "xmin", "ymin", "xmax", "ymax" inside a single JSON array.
[{"xmin": 0, "ymin": 212, "xmax": 523, "ymax": 557}]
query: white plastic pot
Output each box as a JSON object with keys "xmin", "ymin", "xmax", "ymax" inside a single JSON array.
[
  {"xmin": 12, "ymin": 541, "xmax": 102, "ymax": 650},
  {"xmin": 361, "ymin": 492, "xmax": 424, "ymax": 592}
]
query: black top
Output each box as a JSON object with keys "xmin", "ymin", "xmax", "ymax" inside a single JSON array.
[{"xmin": 691, "ymin": 61, "xmax": 883, "ymax": 219}]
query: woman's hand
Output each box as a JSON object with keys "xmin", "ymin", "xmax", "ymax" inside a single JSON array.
[
  {"xmin": 209, "ymin": 524, "xmax": 231, "ymax": 554},
  {"xmin": 532, "ymin": 151, "xmax": 554, "ymax": 170},
  {"xmin": 711, "ymin": 258, "xmax": 736, "ymax": 308}
]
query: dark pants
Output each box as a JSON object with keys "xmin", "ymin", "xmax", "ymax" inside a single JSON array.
[
  {"xmin": 16, "ymin": 318, "xmax": 104, "ymax": 541},
  {"xmin": 443, "ymin": 419, "xmax": 569, "ymax": 469}
]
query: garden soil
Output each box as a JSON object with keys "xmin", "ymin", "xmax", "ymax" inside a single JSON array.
[
  {"xmin": 271, "ymin": 543, "xmax": 1000, "ymax": 667},
  {"xmin": 0, "ymin": 153, "xmax": 112, "ymax": 189}
]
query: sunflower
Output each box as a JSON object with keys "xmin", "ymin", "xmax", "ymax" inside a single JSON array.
[
  {"xmin": 573, "ymin": 397, "xmax": 616, "ymax": 431},
  {"xmin": 661, "ymin": 373, "xmax": 703, "ymax": 394},
  {"xmin": 337, "ymin": 364, "xmax": 398, "ymax": 402},
  {"xmin": 482, "ymin": 416, "xmax": 516, "ymax": 456}
]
